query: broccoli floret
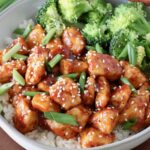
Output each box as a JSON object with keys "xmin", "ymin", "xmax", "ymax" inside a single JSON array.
[
  {"xmin": 109, "ymin": 29, "xmax": 138, "ymax": 59},
  {"xmin": 58, "ymin": 0, "xmax": 91, "ymax": 23},
  {"xmin": 107, "ymin": 2, "xmax": 146, "ymax": 35},
  {"xmin": 36, "ymin": 0, "xmax": 65, "ymax": 36},
  {"xmin": 82, "ymin": 0, "xmax": 112, "ymax": 23}
]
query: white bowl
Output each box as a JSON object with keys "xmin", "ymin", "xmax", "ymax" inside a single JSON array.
[{"xmin": 0, "ymin": 0, "xmax": 150, "ymax": 150}]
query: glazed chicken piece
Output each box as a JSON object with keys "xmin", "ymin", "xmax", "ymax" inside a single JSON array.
[
  {"xmin": 0, "ymin": 60, "xmax": 26, "ymax": 83},
  {"xmin": 46, "ymin": 120, "xmax": 78, "ymax": 139},
  {"xmin": 110, "ymin": 84, "xmax": 132, "ymax": 112},
  {"xmin": 119, "ymin": 90, "xmax": 149, "ymax": 131},
  {"xmin": 80, "ymin": 127, "xmax": 115, "ymax": 148},
  {"xmin": 27, "ymin": 24, "xmax": 45, "ymax": 48},
  {"xmin": 120, "ymin": 61, "xmax": 147, "ymax": 88},
  {"xmin": 95, "ymin": 76, "xmax": 110, "ymax": 108},
  {"xmin": 62, "ymin": 27, "xmax": 85, "ymax": 55},
  {"xmin": 60, "ymin": 59, "xmax": 88, "ymax": 75},
  {"xmin": 87, "ymin": 51, "xmax": 122, "ymax": 81},
  {"xmin": 90, "ymin": 108, "xmax": 119, "ymax": 134},
  {"xmin": 82, "ymin": 76, "xmax": 96, "ymax": 106},
  {"xmin": 46, "ymin": 38, "xmax": 71, "ymax": 59},
  {"xmin": 49, "ymin": 77, "xmax": 81, "ymax": 110},
  {"xmin": 0, "ymin": 51, "xmax": 3, "ymax": 65},
  {"xmin": 12, "ymin": 37, "xmax": 29, "ymax": 55},
  {"xmin": 32, "ymin": 94, "xmax": 60, "ymax": 112},
  {"xmin": 145, "ymin": 102, "xmax": 150, "ymax": 126},
  {"xmin": 13, "ymin": 95, "xmax": 38, "ymax": 133},
  {"xmin": 67, "ymin": 105, "xmax": 91, "ymax": 132},
  {"xmin": 25, "ymin": 46, "xmax": 48, "ymax": 85},
  {"xmin": 38, "ymin": 76, "xmax": 56, "ymax": 92}
]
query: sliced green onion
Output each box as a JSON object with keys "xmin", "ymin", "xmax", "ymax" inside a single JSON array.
[
  {"xmin": 12, "ymin": 53, "xmax": 28, "ymax": 60},
  {"xmin": 3, "ymin": 43, "xmax": 21, "ymax": 62},
  {"xmin": 13, "ymin": 28, "xmax": 25, "ymax": 35},
  {"xmin": 146, "ymin": 87, "xmax": 150, "ymax": 91},
  {"xmin": 123, "ymin": 119, "xmax": 137, "ymax": 130},
  {"xmin": 127, "ymin": 43, "xmax": 137, "ymax": 65},
  {"xmin": 120, "ymin": 77, "xmax": 136, "ymax": 93},
  {"xmin": 118, "ymin": 46, "xmax": 128, "ymax": 60},
  {"xmin": 95, "ymin": 43, "xmax": 103, "ymax": 53},
  {"xmin": 48, "ymin": 54, "xmax": 63, "ymax": 68},
  {"xmin": 0, "ymin": 103, "xmax": 2, "ymax": 113},
  {"xmin": 13, "ymin": 69, "xmax": 25, "ymax": 86},
  {"xmin": 23, "ymin": 91, "xmax": 48, "ymax": 97},
  {"xmin": 44, "ymin": 112, "xmax": 78, "ymax": 126},
  {"xmin": 79, "ymin": 72, "xmax": 87, "ymax": 93},
  {"xmin": 0, "ymin": 82, "xmax": 14, "ymax": 95},
  {"xmin": 42, "ymin": 28, "xmax": 56, "ymax": 46},
  {"xmin": 58, "ymin": 73, "xmax": 78, "ymax": 79},
  {"xmin": 86, "ymin": 45, "xmax": 96, "ymax": 51},
  {"xmin": 23, "ymin": 24, "xmax": 33, "ymax": 39}
]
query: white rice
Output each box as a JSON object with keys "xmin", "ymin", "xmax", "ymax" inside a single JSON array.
[{"xmin": 0, "ymin": 19, "xmax": 134, "ymax": 149}]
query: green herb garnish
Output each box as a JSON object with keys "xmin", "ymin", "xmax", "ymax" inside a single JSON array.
[
  {"xmin": 79, "ymin": 72, "xmax": 86, "ymax": 93},
  {"xmin": 123, "ymin": 119, "xmax": 137, "ymax": 130},
  {"xmin": 44, "ymin": 112, "xmax": 78, "ymax": 126},
  {"xmin": 13, "ymin": 69, "xmax": 25, "ymax": 86},
  {"xmin": 23, "ymin": 91, "xmax": 48, "ymax": 97},
  {"xmin": 0, "ymin": 82, "xmax": 14, "ymax": 95}
]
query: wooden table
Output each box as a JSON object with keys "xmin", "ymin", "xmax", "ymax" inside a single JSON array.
[{"xmin": 0, "ymin": 128, "xmax": 149, "ymax": 150}]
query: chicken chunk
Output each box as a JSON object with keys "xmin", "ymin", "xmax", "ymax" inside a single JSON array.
[
  {"xmin": 67, "ymin": 105, "xmax": 91, "ymax": 132},
  {"xmin": 95, "ymin": 76, "xmax": 110, "ymax": 108},
  {"xmin": 60, "ymin": 59, "xmax": 88, "ymax": 75},
  {"xmin": 0, "ymin": 60, "xmax": 26, "ymax": 83},
  {"xmin": 27, "ymin": 24, "xmax": 45, "ymax": 48},
  {"xmin": 120, "ymin": 61, "xmax": 147, "ymax": 88},
  {"xmin": 25, "ymin": 46, "xmax": 48, "ymax": 85},
  {"xmin": 82, "ymin": 77, "xmax": 96, "ymax": 106},
  {"xmin": 119, "ymin": 90, "xmax": 149, "ymax": 131},
  {"xmin": 80, "ymin": 127, "xmax": 115, "ymax": 148},
  {"xmin": 87, "ymin": 51, "xmax": 122, "ymax": 81},
  {"xmin": 49, "ymin": 78, "xmax": 81, "ymax": 110},
  {"xmin": 110, "ymin": 85, "xmax": 132, "ymax": 112},
  {"xmin": 38, "ymin": 76, "xmax": 56, "ymax": 92},
  {"xmin": 62, "ymin": 27, "xmax": 85, "ymax": 55},
  {"xmin": 32, "ymin": 94, "xmax": 60, "ymax": 112},
  {"xmin": 46, "ymin": 120, "xmax": 78, "ymax": 139},
  {"xmin": 13, "ymin": 95, "xmax": 38, "ymax": 133},
  {"xmin": 145, "ymin": 102, "xmax": 150, "ymax": 126},
  {"xmin": 90, "ymin": 108, "xmax": 119, "ymax": 134},
  {"xmin": 12, "ymin": 37, "xmax": 29, "ymax": 55},
  {"xmin": 0, "ymin": 51, "xmax": 3, "ymax": 65},
  {"xmin": 46, "ymin": 38, "xmax": 71, "ymax": 59}
]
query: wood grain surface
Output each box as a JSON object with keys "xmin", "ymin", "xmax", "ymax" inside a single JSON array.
[{"xmin": 0, "ymin": 128, "xmax": 149, "ymax": 150}]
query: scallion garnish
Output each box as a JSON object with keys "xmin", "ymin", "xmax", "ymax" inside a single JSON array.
[
  {"xmin": 127, "ymin": 43, "xmax": 137, "ymax": 65},
  {"xmin": 12, "ymin": 53, "xmax": 28, "ymax": 60},
  {"xmin": 23, "ymin": 24, "xmax": 33, "ymax": 39},
  {"xmin": 23, "ymin": 91, "xmax": 48, "ymax": 97},
  {"xmin": 3, "ymin": 43, "xmax": 21, "ymax": 62},
  {"xmin": 123, "ymin": 118, "xmax": 137, "ymax": 130},
  {"xmin": 42, "ymin": 28, "xmax": 56, "ymax": 46},
  {"xmin": 120, "ymin": 77, "xmax": 136, "ymax": 93},
  {"xmin": 79, "ymin": 72, "xmax": 86, "ymax": 93},
  {"xmin": 13, "ymin": 28, "xmax": 25, "ymax": 35},
  {"xmin": 95, "ymin": 43, "xmax": 103, "ymax": 53},
  {"xmin": 58, "ymin": 73, "xmax": 78, "ymax": 79},
  {"xmin": 44, "ymin": 112, "xmax": 78, "ymax": 126},
  {"xmin": 48, "ymin": 54, "xmax": 63, "ymax": 68},
  {"xmin": 13, "ymin": 69, "xmax": 25, "ymax": 86},
  {"xmin": 0, "ymin": 82, "xmax": 14, "ymax": 95}
]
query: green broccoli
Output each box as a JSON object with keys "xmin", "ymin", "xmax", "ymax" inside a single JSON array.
[
  {"xmin": 107, "ymin": 2, "xmax": 146, "ymax": 35},
  {"xmin": 58, "ymin": 0, "xmax": 91, "ymax": 23},
  {"xmin": 36, "ymin": 0, "xmax": 65, "ymax": 36}
]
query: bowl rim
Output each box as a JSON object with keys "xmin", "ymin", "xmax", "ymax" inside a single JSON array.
[{"xmin": 0, "ymin": 0, "xmax": 150, "ymax": 149}]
